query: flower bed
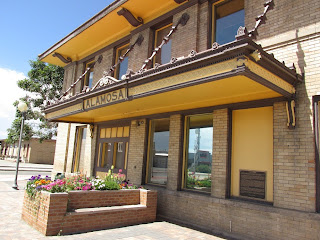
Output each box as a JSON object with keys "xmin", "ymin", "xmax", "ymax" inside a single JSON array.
[
  {"xmin": 26, "ymin": 168, "xmax": 137, "ymax": 197},
  {"xmin": 22, "ymin": 169, "xmax": 157, "ymax": 236}
]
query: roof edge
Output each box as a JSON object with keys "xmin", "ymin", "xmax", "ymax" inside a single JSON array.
[{"xmin": 38, "ymin": 0, "xmax": 128, "ymax": 61}]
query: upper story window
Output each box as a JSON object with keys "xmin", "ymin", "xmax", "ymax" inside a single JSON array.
[
  {"xmin": 154, "ymin": 23, "xmax": 172, "ymax": 66},
  {"xmin": 212, "ymin": 0, "xmax": 244, "ymax": 45},
  {"xmin": 115, "ymin": 43, "xmax": 129, "ymax": 80},
  {"xmin": 83, "ymin": 60, "xmax": 94, "ymax": 89}
]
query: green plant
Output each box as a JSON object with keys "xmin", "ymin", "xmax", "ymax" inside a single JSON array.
[
  {"xmin": 195, "ymin": 164, "xmax": 211, "ymax": 173},
  {"xmin": 104, "ymin": 181, "xmax": 121, "ymax": 190}
]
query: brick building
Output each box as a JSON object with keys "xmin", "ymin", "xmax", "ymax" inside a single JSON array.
[
  {"xmin": 0, "ymin": 139, "xmax": 56, "ymax": 164},
  {"xmin": 39, "ymin": 0, "xmax": 320, "ymax": 239}
]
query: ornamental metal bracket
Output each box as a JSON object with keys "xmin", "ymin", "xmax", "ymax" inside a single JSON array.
[
  {"xmin": 138, "ymin": 13, "xmax": 190, "ymax": 72},
  {"xmin": 52, "ymin": 52, "xmax": 72, "ymax": 64},
  {"xmin": 248, "ymin": 0, "xmax": 275, "ymax": 39},
  {"xmin": 89, "ymin": 124, "xmax": 94, "ymax": 138},
  {"xmin": 117, "ymin": 8, "xmax": 143, "ymax": 27},
  {"xmin": 286, "ymin": 100, "xmax": 296, "ymax": 129},
  {"xmin": 109, "ymin": 34, "xmax": 144, "ymax": 78}
]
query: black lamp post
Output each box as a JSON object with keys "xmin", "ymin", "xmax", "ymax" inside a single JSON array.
[{"xmin": 12, "ymin": 101, "xmax": 28, "ymax": 190}]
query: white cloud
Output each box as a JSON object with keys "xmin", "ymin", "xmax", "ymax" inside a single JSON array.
[{"xmin": 0, "ymin": 68, "xmax": 27, "ymax": 139}]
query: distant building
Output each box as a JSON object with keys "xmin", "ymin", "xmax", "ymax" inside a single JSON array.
[{"xmin": 0, "ymin": 138, "xmax": 56, "ymax": 164}]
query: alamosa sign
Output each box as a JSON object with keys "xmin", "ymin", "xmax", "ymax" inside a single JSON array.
[{"xmin": 84, "ymin": 88, "xmax": 126, "ymax": 110}]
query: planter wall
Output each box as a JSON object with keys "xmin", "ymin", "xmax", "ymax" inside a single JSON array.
[{"xmin": 22, "ymin": 189, "xmax": 157, "ymax": 236}]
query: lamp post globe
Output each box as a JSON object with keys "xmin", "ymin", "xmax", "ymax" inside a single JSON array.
[
  {"xmin": 17, "ymin": 101, "xmax": 28, "ymax": 113},
  {"xmin": 12, "ymin": 101, "xmax": 28, "ymax": 190}
]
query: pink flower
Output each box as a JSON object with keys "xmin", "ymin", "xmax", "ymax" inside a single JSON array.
[{"xmin": 119, "ymin": 169, "xmax": 122, "ymax": 173}]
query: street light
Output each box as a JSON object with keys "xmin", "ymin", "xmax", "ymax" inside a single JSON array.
[{"xmin": 12, "ymin": 101, "xmax": 28, "ymax": 190}]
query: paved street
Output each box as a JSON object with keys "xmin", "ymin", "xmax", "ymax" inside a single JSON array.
[{"xmin": 0, "ymin": 159, "xmax": 226, "ymax": 240}]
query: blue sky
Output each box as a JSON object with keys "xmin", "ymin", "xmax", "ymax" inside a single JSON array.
[{"xmin": 0, "ymin": 0, "xmax": 113, "ymax": 139}]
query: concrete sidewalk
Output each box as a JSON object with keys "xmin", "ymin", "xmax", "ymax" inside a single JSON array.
[
  {"xmin": 0, "ymin": 159, "xmax": 53, "ymax": 172},
  {"xmin": 0, "ymin": 179, "xmax": 227, "ymax": 240}
]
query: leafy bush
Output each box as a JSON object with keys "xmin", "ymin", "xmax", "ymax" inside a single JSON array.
[{"xmin": 195, "ymin": 164, "xmax": 211, "ymax": 173}]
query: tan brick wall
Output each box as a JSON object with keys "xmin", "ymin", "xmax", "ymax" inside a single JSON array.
[
  {"xmin": 127, "ymin": 119, "xmax": 147, "ymax": 185},
  {"xmin": 53, "ymin": 123, "xmax": 70, "ymax": 176},
  {"xmin": 211, "ymin": 109, "xmax": 229, "ymax": 199},
  {"xmin": 62, "ymin": 64, "xmax": 75, "ymax": 93},
  {"xmin": 197, "ymin": 1, "xmax": 209, "ymax": 52},
  {"xmin": 92, "ymin": 48, "xmax": 113, "ymax": 85},
  {"xmin": 28, "ymin": 139, "xmax": 56, "ymax": 165},
  {"xmin": 255, "ymin": 19, "xmax": 319, "ymax": 213},
  {"xmin": 128, "ymin": 29, "xmax": 152, "ymax": 73},
  {"xmin": 171, "ymin": 4, "xmax": 199, "ymax": 58},
  {"xmin": 246, "ymin": 0, "xmax": 320, "ymax": 42},
  {"xmin": 167, "ymin": 114, "xmax": 183, "ymax": 191},
  {"xmin": 274, "ymin": 101, "xmax": 316, "ymax": 212},
  {"xmin": 150, "ymin": 187, "xmax": 320, "ymax": 240}
]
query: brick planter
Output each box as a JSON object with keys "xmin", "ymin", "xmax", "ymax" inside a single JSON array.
[{"xmin": 22, "ymin": 189, "xmax": 157, "ymax": 236}]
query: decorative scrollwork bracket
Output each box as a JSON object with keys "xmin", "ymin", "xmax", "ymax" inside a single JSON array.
[
  {"xmin": 117, "ymin": 8, "xmax": 143, "ymax": 27},
  {"xmin": 286, "ymin": 100, "xmax": 296, "ymax": 129},
  {"xmin": 52, "ymin": 52, "xmax": 72, "ymax": 64}
]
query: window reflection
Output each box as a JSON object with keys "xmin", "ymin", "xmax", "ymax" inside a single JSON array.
[
  {"xmin": 147, "ymin": 118, "xmax": 170, "ymax": 185},
  {"xmin": 185, "ymin": 114, "xmax": 213, "ymax": 193},
  {"xmin": 84, "ymin": 61, "xmax": 94, "ymax": 89},
  {"xmin": 116, "ymin": 45, "xmax": 129, "ymax": 80},
  {"xmin": 154, "ymin": 24, "xmax": 172, "ymax": 65},
  {"xmin": 214, "ymin": 0, "xmax": 244, "ymax": 45}
]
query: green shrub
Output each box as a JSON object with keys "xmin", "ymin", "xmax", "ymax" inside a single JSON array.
[{"xmin": 195, "ymin": 164, "xmax": 211, "ymax": 173}]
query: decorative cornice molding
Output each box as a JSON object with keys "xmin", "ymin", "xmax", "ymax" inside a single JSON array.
[
  {"xmin": 91, "ymin": 72, "xmax": 121, "ymax": 90},
  {"xmin": 52, "ymin": 52, "xmax": 72, "ymax": 64},
  {"xmin": 117, "ymin": 8, "xmax": 143, "ymax": 27}
]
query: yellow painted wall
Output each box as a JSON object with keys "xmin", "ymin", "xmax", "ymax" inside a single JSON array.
[{"xmin": 231, "ymin": 106, "xmax": 273, "ymax": 202}]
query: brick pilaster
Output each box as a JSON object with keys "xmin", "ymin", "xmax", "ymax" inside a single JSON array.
[
  {"xmin": 167, "ymin": 114, "xmax": 183, "ymax": 191},
  {"xmin": 211, "ymin": 109, "xmax": 230, "ymax": 198}
]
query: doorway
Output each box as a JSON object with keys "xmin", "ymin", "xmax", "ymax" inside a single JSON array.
[{"xmin": 95, "ymin": 126, "xmax": 130, "ymax": 177}]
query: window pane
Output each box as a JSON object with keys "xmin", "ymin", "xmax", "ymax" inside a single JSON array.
[
  {"xmin": 99, "ymin": 142, "xmax": 111, "ymax": 168},
  {"xmin": 114, "ymin": 142, "xmax": 124, "ymax": 169},
  {"xmin": 118, "ymin": 56, "xmax": 128, "ymax": 79},
  {"xmin": 215, "ymin": 0, "xmax": 244, "ymax": 45},
  {"xmin": 73, "ymin": 127, "xmax": 87, "ymax": 173},
  {"xmin": 116, "ymin": 45, "xmax": 129, "ymax": 79},
  {"xmin": 84, "ymin": 61, "xmax": 94, "ymax": 88},
  {"xmin": 155, "ymin": 25, "xmax": 172, "ymax": 65},
  {"xmin": 160, "ymin": 39, "xmax": 172, "ymax": 64},
  {"xmin": 148, "ymin": 118, "xmax": 170, "ymax": 185},
  {"xmin": 87, "ymin": 71, "xmax": 93, "ymax": 88},
  {"xmin": 185, "ymin": 114, "xmax": 213, "ymax": 193}
]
